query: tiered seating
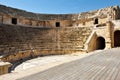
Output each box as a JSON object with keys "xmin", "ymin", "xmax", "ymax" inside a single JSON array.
[
  {"xmin": 0, "ymin": 24, "xmax": 57, "ymax": 56},
  {"xmin": 59, "ymin": 27, "xmax": 92, "ymax": 50},
  {"xmin": 0, "ymin": 23, "xmax": 92, "ymax": 63}
]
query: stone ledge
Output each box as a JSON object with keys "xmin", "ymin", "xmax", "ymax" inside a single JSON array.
[{"xmin": 0, "ymin": 61, "xmax": 12, "ymax": 75}]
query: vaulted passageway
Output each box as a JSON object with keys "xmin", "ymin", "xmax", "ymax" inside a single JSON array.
[
  {"xmin": 114, "ymin": 30, "xmax": 120, "ymax": 47},
  {"xmin": 96, "ymin": 37, "xmax": 105, "ymax": 50}
]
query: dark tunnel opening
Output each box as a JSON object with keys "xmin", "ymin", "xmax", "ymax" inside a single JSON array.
[{"xmin": 96, "ymin": 37, "xmax": 105, "ymax": 50}]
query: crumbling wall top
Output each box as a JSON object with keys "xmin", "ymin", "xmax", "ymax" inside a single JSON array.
[{"xmin": 0, "ymin": 4, "xmax": 119, "ymax": 21}]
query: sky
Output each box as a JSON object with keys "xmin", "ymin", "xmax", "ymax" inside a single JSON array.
[{"xmin": 0, "ymin": 0, "xmax": 120, "ymax": 14}]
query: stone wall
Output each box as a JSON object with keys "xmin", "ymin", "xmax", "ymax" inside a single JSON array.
[
  {"xmin": 0, "ymin": 4, "xmax": 119, "ymax": 21},
  {"xmin": 0, "ymin": 4, "xmax": 119, "ymax": 29},
  {"xmin": 0, "ymin": 5, "xmax": 73, "ymax": 21}
]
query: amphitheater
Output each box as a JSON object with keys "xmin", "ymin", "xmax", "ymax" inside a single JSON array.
[{"xmin": 0, "ymin": 4, "xmax": 120, "ymax": 78}]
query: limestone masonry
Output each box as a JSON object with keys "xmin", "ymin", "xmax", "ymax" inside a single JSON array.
[{"xmin": 0, "ymin": 5, "xmax": 120, "ymax": 75}]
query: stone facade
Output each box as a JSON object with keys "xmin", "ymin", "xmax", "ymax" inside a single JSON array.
[{"xmin": 0, "ymin": 5, "xmax": 120, "ymax": 75}]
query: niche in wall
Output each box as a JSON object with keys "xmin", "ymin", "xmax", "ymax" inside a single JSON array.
[{"xmin": 12, "ymin": 18, "xmax": 17, "ymax": 25}]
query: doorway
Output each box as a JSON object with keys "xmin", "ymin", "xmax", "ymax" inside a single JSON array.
[
  {"xmin": 114, "ymin": 30, "xmax": 120, "ymax": 47},
  {"xmin": 96, "ymin": 37, "xmax": 105, "ymax": 50}
]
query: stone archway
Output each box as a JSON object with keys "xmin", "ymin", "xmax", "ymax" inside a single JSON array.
[
  {"xmin": 96, "ymin": 37, "xmax": 105, "ymax": 50},
  {"xmin": 114, "ymin": 30, "xmax": 120, "ymax": 47}
]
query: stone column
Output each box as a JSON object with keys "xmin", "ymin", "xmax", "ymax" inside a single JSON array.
[{"xmin": 105, "ymin": 21, "xmax": 112, "ymax": 49}]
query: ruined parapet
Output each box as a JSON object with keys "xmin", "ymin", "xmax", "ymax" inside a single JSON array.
[
  {"xmin": 0, "ymin": 4, "xmax": 120, "ymax": 28},
  {"xmin": 0, "ymin": 4, "xmax": 74, "ymax": 21},
  {"xmin": 0, "ymin": 4, "xmax": 119, "ymax": 21},
  {"xmin": 77, "ymin": 5, "xmax": 120, "ymax": 20}
]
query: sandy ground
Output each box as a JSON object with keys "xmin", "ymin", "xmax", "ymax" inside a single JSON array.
[{"xmin": 0, "ymin": 51, "xmax": 101, "ymax": 80}]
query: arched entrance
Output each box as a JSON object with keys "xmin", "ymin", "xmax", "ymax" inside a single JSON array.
[
  {"xmin": 96, "ymin": 37, "xmax": 105, "ymax": 50},
  {"xmin": 114, "ymin": 30, "xmax": 120, "ymax": 47}
]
